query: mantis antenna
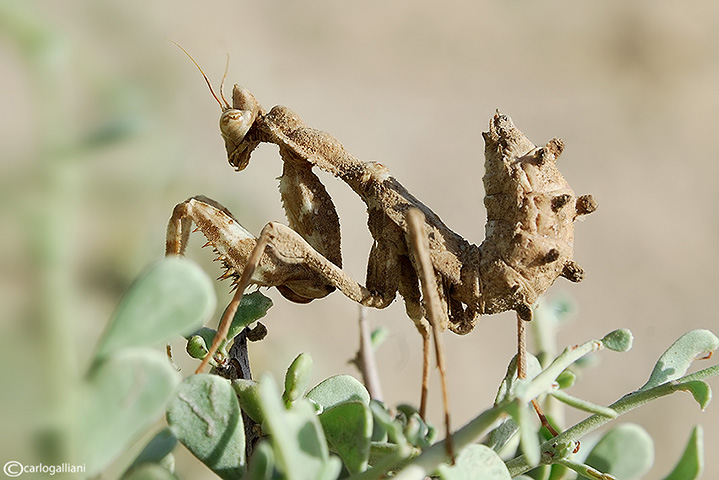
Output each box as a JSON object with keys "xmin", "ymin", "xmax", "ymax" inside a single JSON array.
[
  {"xmin": 219, "ymin": 54, "xmax": 230, "ymax": 109},
  {"xmin": 169, "ymin": 39, "xmax": 230, "ymax": 110}
]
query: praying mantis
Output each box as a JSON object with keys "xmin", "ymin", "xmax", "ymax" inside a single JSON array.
[{"xmin": 165, "ymin": 50, "xmax": 597, "ymax": 446}]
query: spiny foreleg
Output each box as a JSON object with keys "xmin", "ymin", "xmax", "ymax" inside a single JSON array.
[
  {"xmin": 166, "ymin": 196, "xmax": 359, "ymax": 303},
  {"xmin": 166, "ymin": 196, "xmax": 416, "ymax": 372}
]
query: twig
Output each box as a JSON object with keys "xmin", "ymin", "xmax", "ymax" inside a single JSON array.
[
  {"xmin": 357, "ymin": 306, "xmax": 384, "ymax": 402},
  {"xmin": 219, "ymin": 327, "xmax": 258, "ymax": 461}
]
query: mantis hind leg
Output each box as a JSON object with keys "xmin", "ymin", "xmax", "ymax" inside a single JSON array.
[{"xmin": 405, "ymin": 208, "xmax": 455, "ymax": 460}]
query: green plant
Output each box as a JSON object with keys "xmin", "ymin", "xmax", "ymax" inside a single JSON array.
[
  {"xmin": 4, "ymin": 2, "xmax": 714, "ymax": 479},
  {"xmin": 84, "ymin": 257, "xmax": 717, "ymax": 479},
  {"xmin": 74, "ymin": 257, "xmax": 215, "ymax": 476}
]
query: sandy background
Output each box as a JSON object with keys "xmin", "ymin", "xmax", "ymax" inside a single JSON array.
[{"xmin": 2, "ymin": 0, "xmax": 718, "ymax": 477}]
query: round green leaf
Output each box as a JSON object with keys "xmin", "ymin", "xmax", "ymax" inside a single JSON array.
[
  {"xmin": 96, "ymin": 257, "xmax": 216, "ymax": 359},
  {"xmin": 601, "ymin": 329, "xmax": 633, "ymax": 352},
  {"xmin": 166, "ymin": 374, "xmax": 245, "ymax": 480},
  {"xmin": 257, "ymin": 375, "xmax": 332, "ymax": 480},
  {"xmin": 641, "ymin": 330, "xmax": 719, "ymax": 390},
  {"xmin": 79, "ymin": 348, "xmax": 181, "ymax": 475},
  {"xmin": 232, "ymin": 379, "xmax": 264, "ymax": 424},
  {"xmin": 226, "ymin": 291, "xmax": 273, "ymax": 340},
  {"xmin": 186, "ymin": 335, "xmax": 209, "ymax": 359},
  {"xmin": 305, "ymin": 375, "xmax": 370, "ymax": 412},
  {"xmin": 437, "ymin": 444, "xmax": 511, "ymax": 480},
  {"xmin": 556, "ymin": 370, "xmax": 577, "ymax": 389},
  {"xmin": 318, "ymin": 401, "xmax": 372, "ymax": 474},
  {"xmin": 283, "ymin": 353, "xmax": 313, "ymax": 406},
  {"xmin": 584, "ymin": 423, "xmax": 654, "ymax": 480}
]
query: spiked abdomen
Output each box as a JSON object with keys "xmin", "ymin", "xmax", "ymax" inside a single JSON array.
[{"xmin": 479, "ymin": 113, "xmax": 596, "ymax": 320}]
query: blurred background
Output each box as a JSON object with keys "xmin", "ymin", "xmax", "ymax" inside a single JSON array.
[{"xmin": 2, "ymin": 0, "xmax": 718, "ymax": 477}]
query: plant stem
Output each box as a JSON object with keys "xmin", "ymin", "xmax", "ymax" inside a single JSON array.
[
  {"xmin": 506, "ymin": 364, "xmax": 719, "ymax": 477},
  {"xmin": 389, "ymin": 403, "xmax": 510, "ymax": 480},
  {"xmin": 225, "ymin": 328, "xmax": 259, "ymax": 462},
  {"xmin": 357, "ymin": 306, "xmax": 384, "ymax": 402},
  {"xmin": 517, "ymin": 339, "xmax": 603, "ymax": 403}
]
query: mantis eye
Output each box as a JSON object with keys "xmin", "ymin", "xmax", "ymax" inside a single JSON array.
[
  {"xmin": 221, "ymin": 108, "xmax": 260, "ymax": 171},
  {"xmin": 221, "ymin": 86, "xmax": 262, "ymax": 170},
  {"xmin": 220, "ymin": 109, "xmax": 254, "ymax": 142}
]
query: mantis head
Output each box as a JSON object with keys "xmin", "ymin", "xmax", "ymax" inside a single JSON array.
[
  {"xmin": 220, "ymin": 85, "xmax": 261, "ymax": 171},
  {"xmin": 172, "ymin": 40, "xmax": 261, "ymax": 171}
]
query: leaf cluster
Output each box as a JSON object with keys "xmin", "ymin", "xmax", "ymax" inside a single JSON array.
[{"xmin": 82, "ymin": 258, "xmax": 717, "ymax": 479}]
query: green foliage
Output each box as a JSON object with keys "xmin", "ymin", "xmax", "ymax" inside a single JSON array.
[
  {"xmin": 256, "ymin": 375, "xmax": 343, "ymax": 480},
  {"xmin": 80, "ymin": 348, "xmax": 180, "ymax": 474},
  {"xmin": 79, "ymin": 262, "xmax": 719, "ymax": 479},
  {"xmin": 306, "ymin": 374, "xmax": 371, "ymax": 411},
  {"xmin": 600, "ymin": 328, "xmax": 634, "ymax": 353},
  {"xmin": 166, "ymin": 374, "xmax": 246, "ymax": 479},
  {"xmin": 76, "ymin": 258, "xmax": 216, "ymax": 476},
  {"xmin": 233, "ymin": 379, "xmax": 265, "ymax": 424},
  {"xmin": 318, "ymin": 402, "xmax": 372, "ymax": 474},
  {"xmin": 184, "ymin": 291, "xmax": 273, "ymax": 367},
  {"xmin": 581, "ymin": 424, "xmax": 654, "ymax": 480},
  {"xmin": 640, "ymin": 330, "xmax": 719, "ymax": 390},
  {"xmin": 125, "ymin": 428, "xmax": 178, "ymax": 474},
  {"xmin": 225, "ymin": 293, "xmax": 274, "ymax": 340},
  {"xmin": 664, "ymin": 426, "xmax": 704, "ymax": 480},
  {"xmin": 283, "ymin": 353, "xmax": 313, "ymax": 406},
  {"xmin": 436, "ymin": 445, "xmax": 511, "ymax": 480},
  {"xmin": 94, "ymin": 257, "xmax": 216, "ymax": 360},
  {"xmin": 555, "ymin": 370, "xmax": 576, "ymax": 389},
  {"xmin": 506, "ymin": 324, "xmax": 719, "ymax": 479}
]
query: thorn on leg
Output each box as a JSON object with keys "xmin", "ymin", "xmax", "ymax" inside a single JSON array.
[{"xmin": 195, "ymin": 228, "xmax": 270, "ymax": 374}]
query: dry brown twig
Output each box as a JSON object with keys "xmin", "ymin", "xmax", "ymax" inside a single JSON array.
[
  {"xmin": 165, "ymin": 52, "xmax": 597, "ymax": 449},
  {"xmin": 351, "ymin": 306, "xmax": 384, "ymax": 403}
]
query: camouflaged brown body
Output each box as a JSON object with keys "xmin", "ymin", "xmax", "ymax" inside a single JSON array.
[
  {"xmin": 192, "ymin": 85, "xmax": 595, "ymax": 335},
  {"xmin": 479, "ymin": 114, "xmax": 595, "ymax": 321},
  {"xmin": 257, "ymin": 102, "xmax": 482, "ymax": 333}
]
